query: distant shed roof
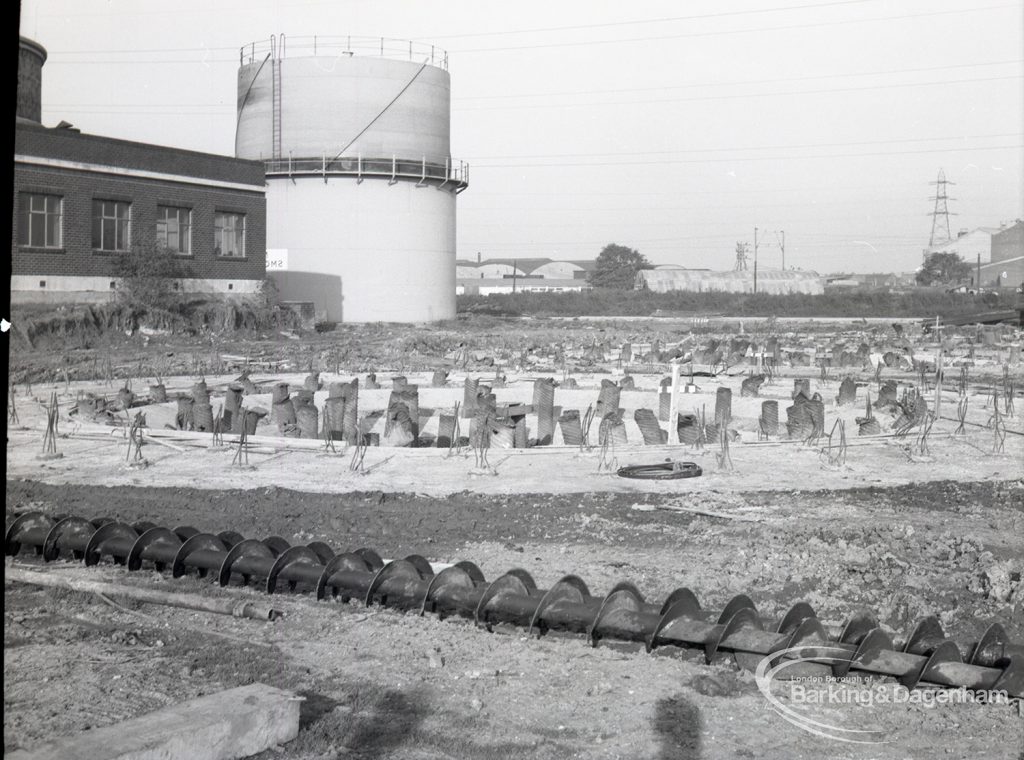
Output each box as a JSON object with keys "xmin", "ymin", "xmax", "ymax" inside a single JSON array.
[
  {"xmin": 455, "ymin": 258, "xmax": 597, "ymax": 275},
  {"xmin": 637, "ymin": 268, "xmax": 823, "ymax": 295}
]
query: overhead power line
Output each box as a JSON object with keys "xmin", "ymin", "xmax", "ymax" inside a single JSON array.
[
  {"xmin": 424, "ymin": 0, "xmax": 885, "ymax": 38},
  {"xmin": 460, "ymin": 179, "xmax": 1011, "ymax": 197},
  {"xmin": 456, "ymin": 231, "xmax": 933, "ymax": 247},
  {"xmin": 48, "ymin": 45, "xmax": 239, "ymax": 55},
  {"xmin": 43, "ymin": 58, "xmax": 237, "ymax": 66},
  {"xmin": 36, "ymin": 107, "xmax": 1016, "ymax": 159},
  {"xmin": 44, "ymin": 105, "xmax": 234, "ymax": 112},
  {"xmin": 470, "ymin": 144, "xmax": 1022, "ymax": 169},
  {"xmin": 454, "ymin": 74, "xmax": 1024, "ymax": 111},
  {"xmin": 455, "ymin": 59, "xmax": 1024, "ymax": 102},
  {"xmin": 42, "ymin": 4, "xmax": 1018, "ymax": 62},
  {"xmin": 50, "ymin": 69, "xmax": 1023, "ymax": 115},
  {"xmin": 449, "ymin": 4, "xmax": 1018, "ymax": 53},
  {"xmin": 43, "ymin": 0, "xmax": 885, "ymax": 51},
  {"xmin": 46, "ymin": 60, "xmax": 1022, "ymax": 111},
  {"xmin": 460, "ymin": 133, "xmax": 1023, "ymax": 161},
  {"xmin": 462, "ymin": 199, "xmax": 1014, "ymax": 215},
  {"xmin": 463, "ymin": 211, "xmax": 961, "ymax": 229}
]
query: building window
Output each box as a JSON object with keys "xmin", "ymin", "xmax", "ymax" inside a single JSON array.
[
  {"xmin": 214, "ymin": 212, "xmax": 246, "ymax": 258},
  {"xmin": 92, "ymin": 200, "xmax": 131, "ymax": 251},
  {"xmin": 156, "ymin": 206, "xmax": 191, "ymax": 254},
  {"xmin": 18, "ymin": 193, "xmax": 63, "ymax": 249}
]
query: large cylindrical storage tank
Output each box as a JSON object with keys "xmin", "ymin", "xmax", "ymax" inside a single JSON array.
[{"xmin": 235, "ymin": 37, "xmax": 467, "ymax": 323}]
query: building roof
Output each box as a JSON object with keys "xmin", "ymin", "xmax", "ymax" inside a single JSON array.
[
  {"xmin": 458, "ymin": 277, "xmax": 593, "ymax": 289},
  {"xmin": 455, "ymin": 258, "xmax": 597, "ymax": 275},
  {"xmin": 980, "ymin": 255, "xmax": 1024, "ymax": 269},
  {"xmin": 825, "ymin": 272, "xmax": 904, "ymax": 282},
  {"xmin": 993, "ymin": 220, "xmax": 1024, "ymax": 239},
  {"xmin": 930, "ymin": 227, "xmax": 1001, "ymax": 250},
  {"xmin": 14, "ymin": 120, "xmax": 266, "ymax": 187}
]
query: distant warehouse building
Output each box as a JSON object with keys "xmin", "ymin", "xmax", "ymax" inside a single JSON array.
[
  {"xmin": 11, "ymin": 36, "xmax": 266, "ymax": 304},
  {"xmin": 457, "ymin": 278, "xmax": 593, "ymax": 296},
  {"xmin": 927, "ymin": 227, "xmax": 1000, "ymax": 264},
  {"xmin": 636, "ymin": 268, "xmax": 823, "ymax": 295},
  {"xmin": 978, "ymin": 220, "xmax": 1024, "ymax": 289},
  {"xmin": 824, "ymin": 272, "xmax": 915, "ymax": 290},
  {"xmin": 455, "ymin": 257, "xmax": 595, "ymax": 295}
]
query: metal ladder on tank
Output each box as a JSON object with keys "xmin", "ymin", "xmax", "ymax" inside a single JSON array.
[{"xmin": 271, "ymin": 34, "xmax": 284, "ymax": 161}]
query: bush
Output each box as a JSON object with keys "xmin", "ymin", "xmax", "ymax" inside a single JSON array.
[
  {"xmin": 457, "ymin": 287, "xmax": 1013, "ymax": 320},
  {"xmin": 113, "ymin": 245, "xmax": 193, "ymax": 316}
]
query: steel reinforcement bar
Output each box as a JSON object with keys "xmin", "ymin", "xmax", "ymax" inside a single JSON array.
[{"xmin": 5, "ymin": 511, "xmax": 1021, "ymax": 697}]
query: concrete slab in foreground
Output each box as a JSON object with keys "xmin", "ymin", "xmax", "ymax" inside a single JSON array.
[{"xmin": 6, "ymin": 683, "xmax": 301, "ymax": 760}]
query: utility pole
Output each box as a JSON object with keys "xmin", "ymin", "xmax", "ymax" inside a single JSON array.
[
  {"xmin": 776, "ymin": 230, "xmax": 785, "ymax": 271},
  {"xmin": 753, "ymin": 227, "xmax": 759, "ymax": 294},
  {"xmin": 512, "ymin": 258, "xmax": 518, "ymax": 294}
]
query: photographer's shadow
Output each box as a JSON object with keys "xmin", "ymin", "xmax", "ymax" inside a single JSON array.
[{"xmin": 653, "ymin": 694, "xmax": 702, "ymax": 759}]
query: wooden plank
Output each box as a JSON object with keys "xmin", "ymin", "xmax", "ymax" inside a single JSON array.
[{"xmin": 6, "ymin": 683, "xmax": 301, "ymax": 760}]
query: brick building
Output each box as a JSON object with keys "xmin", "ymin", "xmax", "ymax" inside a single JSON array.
[
  {"xmin": 979, "ymin": 220, "xmax": 1024, "ymax": 289},
  {"xmin": 11, "ymin": 36, "xmax": 267, "ymax": 304}
]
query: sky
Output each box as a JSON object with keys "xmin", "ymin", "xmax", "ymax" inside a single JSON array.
[{"xmin": 17, "ymin": 0, "xmax": 1024, "ymax": 275}]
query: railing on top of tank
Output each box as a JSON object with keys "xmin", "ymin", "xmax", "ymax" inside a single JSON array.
[
  {"xmin": 240, "ymin": 36, "xmax": 449, "ymax": 71},
  {"xmin": 263, "ymin": 155, "xmax": 469, "ymax": 190}
]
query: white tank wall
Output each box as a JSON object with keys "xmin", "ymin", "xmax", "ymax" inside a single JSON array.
[
  {"xmin": 266, "ymin": 177, "xmax": 455, "ymax": 323},
  {"xmin": 237, "ymin": 56, "xmax": 451, "ymax": 163}
]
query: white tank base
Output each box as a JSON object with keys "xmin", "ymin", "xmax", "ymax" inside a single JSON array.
[{"xmin": 265, "ymin": 176, "xmax": 456, "ymax": 324}]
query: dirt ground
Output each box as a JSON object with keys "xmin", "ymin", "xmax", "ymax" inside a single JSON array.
[
  {"xmin": 5, "ymin": 480, "xmax": 1024, "ymax": 759},
  {"xmin": 5, "ymin": 316, "xmax": 1024, "ymax": 759}
]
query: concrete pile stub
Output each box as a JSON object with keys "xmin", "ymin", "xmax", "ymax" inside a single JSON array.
[{"xmin": 5, "ymin": 683, "xmax": 300, "ymax": 760}]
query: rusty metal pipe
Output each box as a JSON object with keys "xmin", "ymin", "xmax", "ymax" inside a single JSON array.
[
  {"xmin": 222, "ymin": 555, "xmax": 275, "ymax": 581},
  {"xmin": 6, "ymin": 566, "xmax": 280, "ymax": 621},
  {"xmin": 178, "ymin": 548, "xmax": 227, "ymax": 574},
  {"xmin": 276, "ymin": 563, "xmax": 327, "ymax": 588}
]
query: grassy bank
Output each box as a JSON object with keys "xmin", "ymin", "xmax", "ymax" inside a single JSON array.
[
  {"xmin": 9, "ymin": 298, "xmax": 300, "ymax": 351},
  {"xmin": 458, "ymin": 288, "xmax": 1018, "ymax": 319}
]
